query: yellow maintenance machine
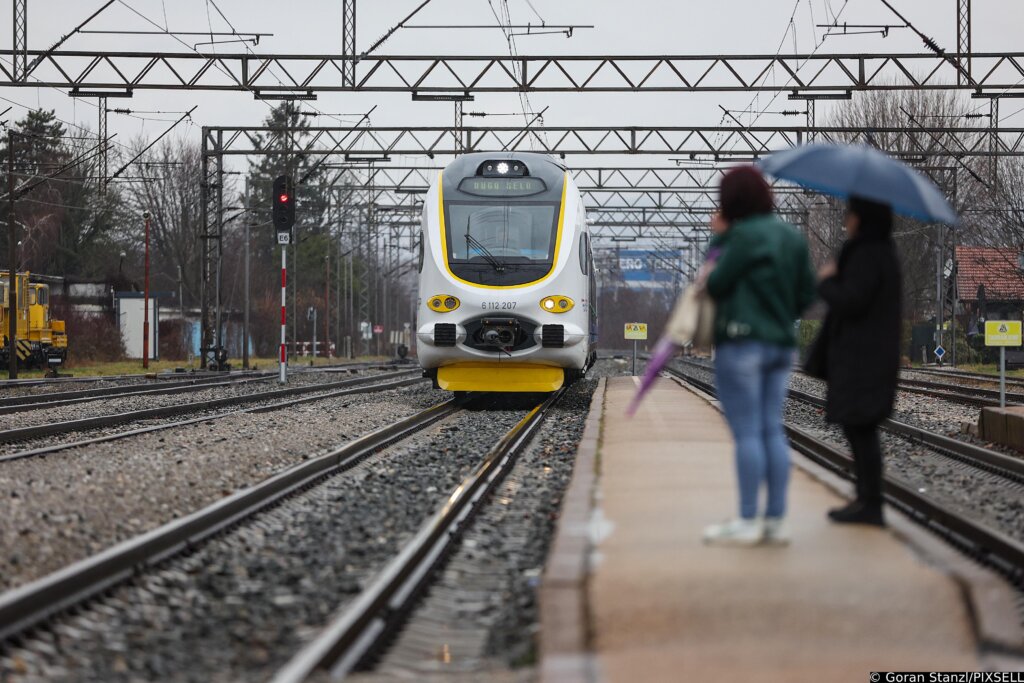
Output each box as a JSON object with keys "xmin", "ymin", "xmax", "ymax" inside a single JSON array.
[{"xmin": 1, "ymin": 271, "xmax": 68, "ymax": 369}]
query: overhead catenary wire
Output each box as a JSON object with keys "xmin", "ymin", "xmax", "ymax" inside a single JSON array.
[{"xmin": 109, "ymin": 107, "xmax": 197, "ymax": 181}]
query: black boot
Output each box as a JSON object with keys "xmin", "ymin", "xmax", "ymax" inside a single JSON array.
[{"xmin": 828, "ymin": 500, "xmax": 885, "ymax": 526}]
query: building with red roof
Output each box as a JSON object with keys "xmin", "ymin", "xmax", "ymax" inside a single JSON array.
[{"xmin": 955, "ymin": 246, "xmax": 1024, "ymax": 335}]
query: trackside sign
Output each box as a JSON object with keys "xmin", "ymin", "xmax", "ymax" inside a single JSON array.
[
  {"xmin": 985, "ymin": 320, "xmax": 1022, "ymax": 347},
  {"xmin": 624, "ymin": 323, "xmax": 648, "ymax": 340}
]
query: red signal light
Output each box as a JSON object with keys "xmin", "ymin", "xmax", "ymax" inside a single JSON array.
[{"xmin": 278, "ymin": 193, "xmax": 290, "ymax": 203}]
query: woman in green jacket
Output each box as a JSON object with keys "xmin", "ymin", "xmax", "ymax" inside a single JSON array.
[{"xmin": 702, "ymin": 167, "xmax": 817, "ymax": 546}]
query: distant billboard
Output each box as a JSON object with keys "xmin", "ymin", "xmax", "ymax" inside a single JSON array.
[{"xmin": 615, "ymin": 249, "xmax": 686, "ymax": 289}]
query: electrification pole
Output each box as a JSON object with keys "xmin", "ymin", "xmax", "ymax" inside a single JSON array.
[
  {"xmin": 7, "ymin": 128, "xmax": 17, "ymax": 379},
  {"xmin": 325, "ymin": 252, "xmax": 331, "ymax": 358},
  {"xmin": 243, "ymin": 218, "xmax": 251, "ymax": 370},
  {"xmin": 142, "ymin": 211, "xmax": 151, "ymax": 369}
]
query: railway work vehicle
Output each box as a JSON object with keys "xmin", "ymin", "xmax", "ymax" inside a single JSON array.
[
  {"xmin": 1, "ymin": 271, "xmax": 68, "ymax": 370},
  {"xmin": 417, "ymin": 152, "xmax": 597, "ymax": 393}
]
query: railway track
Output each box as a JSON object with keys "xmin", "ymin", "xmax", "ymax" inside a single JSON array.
[
  {"xmin": 909, "ymin": 366, "xmax": 1024, "ymax": 389},
  {"xmin": 0, "ymin": 371, "xmax": 425, "ymax": 464},
  {"xmin": 0, "ymin": 389, "xmax": 566, "ymax": 681},
  {"xmin": 0, "ymin": 394, "xmax": 461, "ymax": 644},
  {"xmin": 272, "ymin": 389, "xmax": 564, "ymax": 681},
  {"xmin": 0, "ymin": 372, "xmax": 276, "ymax": 413},
  {"xmin": 0, "ymin": 369, "xmax": 422, "ymax": 448},
  {"xmin": 674, "ymin": 356, "xmax": 1024, "ymax": 407},
  {"xmin": 0, "ymin": 368, "xmax": 268, "ymax": 391},
  {"xmin": 0, "ymin": 362, "xmax": 406, "ymax": 410},
  {"xmin": 664, "ymin": 364, "xmax": 1024, "ymax": 581},
  {"xmin": 672, "ymin": 357, "xmax": 1024, "ymax": 481}
]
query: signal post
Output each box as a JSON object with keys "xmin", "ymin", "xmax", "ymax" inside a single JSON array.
[{"xmin": 274, "ymin": 175, "xmax": 296, "ymax": 384}]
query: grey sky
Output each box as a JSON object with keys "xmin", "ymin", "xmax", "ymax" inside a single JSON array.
[{"xmin": 4, "ymin": 0, "xmax": 1022, "ymax": 148}]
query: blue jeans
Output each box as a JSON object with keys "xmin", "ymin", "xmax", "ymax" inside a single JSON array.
[{"xmin": 714, "ymin": 341, "xmax": 794, "ymax": 519}]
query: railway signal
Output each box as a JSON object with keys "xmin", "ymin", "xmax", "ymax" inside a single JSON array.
[
  {"xmin": 273, "ymin": 175, "xmax": 295, "ymax": 244},
  {"xmin": 273, "ymin": 175, "xmax": 295, "ymax": 384}
]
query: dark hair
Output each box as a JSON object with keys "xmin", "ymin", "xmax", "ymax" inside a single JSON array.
[
  {"xmin": 848, "ymin": 195, "xmax": 893, "ymax": 241},
  {"xmin": 719, "ymin": 166, "xmax": 774, "ymax": 222}
]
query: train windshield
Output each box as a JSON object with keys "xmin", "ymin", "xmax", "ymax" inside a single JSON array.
[{"xmin": 444, "ymin": 202, "xmax": 560, "ymax": 286}]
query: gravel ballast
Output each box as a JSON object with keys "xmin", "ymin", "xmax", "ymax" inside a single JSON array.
[
  {"xmin": 0, "ymin": 381, "xmax": 443, "ymax": 592},
  {"xmin": 1, "ymin": 399, "xmax": 532, "ymax": 682}
]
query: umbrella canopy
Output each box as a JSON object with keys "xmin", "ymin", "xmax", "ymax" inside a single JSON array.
[{"xmin": 758, "ymin": 143, "xmax": 958, "ymax": 225}]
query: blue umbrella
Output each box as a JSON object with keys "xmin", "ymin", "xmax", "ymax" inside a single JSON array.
[{"xmin": 758, "ymin": 143, "xmax": 959, "ymax": 225}]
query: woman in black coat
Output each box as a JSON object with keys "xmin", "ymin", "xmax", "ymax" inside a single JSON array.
[{"xmin": 814, "ymin": 196, "xmax": 902, "ymax": 526}]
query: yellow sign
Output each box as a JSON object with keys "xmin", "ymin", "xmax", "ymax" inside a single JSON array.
[
  {"xmin": 985, "ymin": 320, "xmax": 1023, "ymax": 347},
  {"xmin": 624, "ymin": 322, "xmax": 648, "ymax": 340}
]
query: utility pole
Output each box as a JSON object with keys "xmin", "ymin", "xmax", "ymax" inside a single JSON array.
[
  {"xmin": 325, "ymin": 252, "xmax": 331, "ymax": 358},
  {"xmin": 142, "ymin": 211, "xmax": 151, "ymax": 369},
  {"xmin": 7, "ymin": 128, "xmax": 18, "ymax": 379},
  {"xmin": 936, "ymin": 224, "xmax": 944, "ymax": 365},
  {"xmin": 243, "ymin": 218, "xmax": 251, "ymax": 369},
  {"xmin": 335, "ymin": 232, "xmax": 342, "ymax": 355},
  {"xmin": 177, "ymin": 265, "xmax": 185, "ymax": 358}
]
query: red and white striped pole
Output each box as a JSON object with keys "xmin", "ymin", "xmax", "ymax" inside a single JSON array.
[{"xmin": 280, "ymin": 247, "xmax": 287, "ymax": 384}]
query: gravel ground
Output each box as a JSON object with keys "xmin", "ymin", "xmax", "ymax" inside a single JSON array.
[
  {"xmin": 0, "ymin": 399, "xmax": 533, "ymax": 682},
  {"xmin": 0, "ymin": 381, "xmax": 443, "ymax": 592},
  {"xmin": 669, "ymin": 360, "xmax": 1024, "ymax": 543},
  {"xmin": 0, "ymin": 370, "xmax": 382, "ymax": 431}
]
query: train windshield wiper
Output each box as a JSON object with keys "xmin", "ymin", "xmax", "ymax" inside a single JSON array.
[{"xmin": 464, "ymin": 225, "xmax": 504, "ymax": 273}]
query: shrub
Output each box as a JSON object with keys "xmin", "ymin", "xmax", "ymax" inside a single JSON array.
[{"xmin": 50, "ymin": 301, "xmax": 126, "ymax": 364}]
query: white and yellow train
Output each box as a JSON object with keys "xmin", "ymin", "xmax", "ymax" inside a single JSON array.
[{"xmin": 416, "ymin": 152, "xmax": 597, "ymax": 393}]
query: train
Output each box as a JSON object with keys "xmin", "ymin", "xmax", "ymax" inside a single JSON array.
[
  {"xmin": 1, "ymin": 271, "xmax": 68, "ymax": 370},
  {"xmin": 416, "ymin": 152, "xmax": 597, "ymax": 393}
]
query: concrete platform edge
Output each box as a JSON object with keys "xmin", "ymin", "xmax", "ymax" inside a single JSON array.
[
  {"xmin": 675, "ymin": 374, "xmax": 1023, "ymax": 662},
  {"xmin": 539, "ymin": 377, "xmax": 606, "ymax": 683}
]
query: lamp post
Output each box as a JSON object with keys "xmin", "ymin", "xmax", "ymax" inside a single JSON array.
[{"xmin": 142, "ymin": 210, "xmax": 150, "ymax": 369}]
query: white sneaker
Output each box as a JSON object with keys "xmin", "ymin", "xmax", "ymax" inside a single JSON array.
[
  {"xmin": 763, "ymin": 517, "xmax": 790, "ymax": 546},
  {"xmin": 703, "ymin": 518, "xmax": 763, "ymax": 546}
]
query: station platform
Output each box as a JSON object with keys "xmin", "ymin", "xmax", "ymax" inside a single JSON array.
[{"xmin": 540, "ymin": 376, "xmax": 999, "ymax": 682}]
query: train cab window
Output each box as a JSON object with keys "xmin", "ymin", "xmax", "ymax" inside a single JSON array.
[
  {"xmin": 38, "ymin": 287, "xmax": 48, "ymax": 306},
  {"xmin": 27, "ymin": 289, "xmax": 37, "ymax": 306},
  {"xmin": 445, "ymin": 202, "xmax": 560, "ymax": 286},
  {"xmin": 578, "ymin": 233, "xmax": 589, "ymax": 275}
]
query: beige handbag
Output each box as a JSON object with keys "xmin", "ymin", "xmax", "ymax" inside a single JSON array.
[{"xmin": 665, "ymin": 284, "xmax": 715, "ymax": 349}]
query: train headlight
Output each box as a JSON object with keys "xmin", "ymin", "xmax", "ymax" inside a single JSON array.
[
  {"xmin": 427, "ymin": 295, "xmax": 461, "ymax": 313},
  {"xmin": 540, "ymin": 296, "xmax": 574, "ymax": 313},
  {"xmin": 496, "ymin": 162, "xmax": 509, "ymax": 175}
]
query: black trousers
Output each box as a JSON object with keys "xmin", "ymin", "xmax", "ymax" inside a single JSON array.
[{"xmin": 841, "ymin": 423, "xmax": 884, "ymax": 504}]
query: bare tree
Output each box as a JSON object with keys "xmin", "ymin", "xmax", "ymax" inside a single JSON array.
[{"xmin": 121, "ymin": 137, "xmax": 205, "ymax": 306}]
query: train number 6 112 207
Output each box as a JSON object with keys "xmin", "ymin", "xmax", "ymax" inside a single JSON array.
[{"xmin": 482, "ymin": 301, "xmax": 517, "ymax": 310}]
